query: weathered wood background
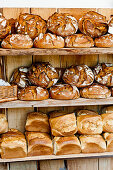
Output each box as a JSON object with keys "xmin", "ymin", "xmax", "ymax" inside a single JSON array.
[{"xmin": 0, "ymin": 8, "xmax": 113, "ymax": 170}]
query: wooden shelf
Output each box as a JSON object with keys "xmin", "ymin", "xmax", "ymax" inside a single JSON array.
[
  {"xmin": 0, "ymin": 48, "xmax": 113, "ymax": 56},
  {"xmin": 0, "ymin": 98, "xmax": 113, "ymax": 108}
]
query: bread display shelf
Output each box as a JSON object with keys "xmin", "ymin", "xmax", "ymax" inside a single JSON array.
[{"xmin": 0, "ymin": 48, "xmax": 113, "ymax": 56}]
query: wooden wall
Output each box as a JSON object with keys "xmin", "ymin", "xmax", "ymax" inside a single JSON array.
[{"xmin": 0, "ymin": 8, "xmax": 113, "ymax": 170}]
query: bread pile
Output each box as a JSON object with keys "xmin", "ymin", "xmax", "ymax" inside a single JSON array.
[{"xmin": 0, "ymin": 11, "xmax": 113, "ymax": 48}]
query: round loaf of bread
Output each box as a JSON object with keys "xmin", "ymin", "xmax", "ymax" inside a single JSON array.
[
  {"xmin": 28, "ymin": 62, "xmax": 59, "ymax": 88},
  {"xmin": 94, "ymin": 63, "xmax": 113, "ymax": 87},
  {"xmin": 49, "ymin": 84, "xmax": 80, "ymax": 100},
  {"xmin": 80, "ymin": 83, "xmax": 111, "ymax": 99},
  {"xmin": 79, "ymin": 11, "xmax": 108, "ymax": 38},
  {"xmin": 94, "ymin": 34, "xmax": 113, "ymax": 47},
  {"xmin": 34, "ymin": 33, "xmax": 64, "ymax": 48},
  {"xmin": 65, "ymin": 34, "xmax": 94, "ymax": 48},
  {"xmin": 63, "ymin": 65, "xmax": 94, "ymax": 88},
  {"xmin": 47, "ymin": 12, "xmax": 78, "ymax": 37},
  {"xmin": 15, "ymin": 13, "xmax": 47, "ymax": 39},
  {"xmin": 1, "ymin": 34, "xmax": 33, "ymax": 48},
  {"xmin": 18, "ymin": 86, "xmax": 49, "ymax": 101},
  {"xmin": 108, "ymin": 16, "xmax": 113, "ymax": 34}
]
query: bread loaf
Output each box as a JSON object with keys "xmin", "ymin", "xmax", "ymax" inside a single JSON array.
[
  {"xmin": 65, "ymin": 34, "xmax": 94, "ymax": 48},
  {"xmin": 25, "ymin": 112, "xmax": 50, "ymax": 133},
  {"xmin": 1, "ymin": 34, "xmax": 33, "ymax": 48},
  {"xmin": 34, "ymin": 33, "xmax": 64, "ymax": 48},
  {"xmin": 49, "ymin": 110, "xmax": 67, "ymax": 118},
  {"xmin": 18, "ymin": 86, "xmax": 49, "ymax": 101},
  {"xmin": 63, "ymin": 65, "xmax": 94, "ymax": 88},
  {"xmin": 53, "ymin": 136, "xmax": 81, "ymax": 155},
  {"xmin": 0, "ymin": 114, "xmax": 8, "ymax": 134},
  {"xmin": 28, "ymin": 62, "xmax": 59, "ymax": 88},
  {"xmin": 47, "ymin": 12, "xmax": 78, "ymax": 37},
  {"xmin": 108, "ymin": 15, "xmax": 113, "ymax": 34},
  {"xmin": 80, "ymin": 83, "xmax": 111, "ymax": 99},
  {"xmin": 104, "ymin": 133, "xmax": 113, "ymax": 152},
  {"xmin": 79, "ymin": 11, "xmax": 108, "ymax": 38},
  {"xmin": 95, "ymin": 34, "xmax": 113, "ymax": 48},
  {"xmin": 49, "ymin": 113, "xmax": 77, "ymax": 136},
  {"xmin": 15, "ymin": 13, "xmax": 47, "ymax": 39},
  {"xmin": 26, "ymin": 132, "xmax": 53, "ymax": 156}
]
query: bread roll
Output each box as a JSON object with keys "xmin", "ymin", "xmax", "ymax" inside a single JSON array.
[
  {"xmin": 28, "ymin": 62, "xmax": 59, "ymax": 88},
  {"xmin": 26, "ymin": 132, "xmax": 53, "ymax": 156},
  {"xmin": 15, "ymin": 13, "xmax": 47, "ymax": 39},
  {"xmin": 80, "ymin": 83, "xmax": 111, "ymax": 99},
  {"xmin": 18, "ymin": 86, "xmax": 49, "ymax": 101},
  {"xmin": 79, "ymin": 11, "xmax": 108, "ymax": 38},
  {"xmin": 47, "ymin": 12, "xmax": 78, "ymax": 37},
  {"xmin": 77, "ymin": 110, "xmax": 103, "ymax": 135},
  {"xmin": 63, "ymin": 65, "xmax": 94, "ymax": 88},
  {"xmin": 65, "ymin": 34, "xmax": 94, "ymax": 48},
  {"xmin": 50, "ymin": 84, "xmax": 80, "ymax": 100},
  {"xmin": 108, "ymin": 15, "xmax": 113, "ymax": 34},
  {"xmin": 49, "ymin": 110, "xmax": 67, "ymax": 118},
  {"xmin": 104, "ymin": 133, "xmax": 113, "ymax": 152},
  {"xmin": 80, "ymin": 135, "xmax": 106, "ymax": 153},
  {"xmin": 49, "ymin": 113, "xmax": 77, "ymax": 136},
  {"xmin": 0, "ymin": 114, "xmax": 8, "ymax": 134},
  {"xmin": 25, "ymin": 112, "xmax": 50, "ymax": 133},
  {"xmin": 1, "ymin": 34, "xmax": 33, "ymax": 49},
  {"xmin": 1, "ymin": 129, "xmax": 27, "ymax": 159},
  {"xmin": 53, "ymin": 136, "xmax": 81, "ymax": 155},
  {"xmin": 34, "ymin": 33, "xmax": 64, "ymax": 48},
  {"xmin": 95, "ymin": 34, "xmax": 113, "ymax": 48}
]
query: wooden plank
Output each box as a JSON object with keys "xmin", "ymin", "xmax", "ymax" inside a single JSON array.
[
  {"xmin": 9, "ymin": 161, "xmax": 37, "ymax": 170},
  {"xmin": 99, "ymin": 158, "xmax": 113, "ymax": 170},
  {"xmin": 39, "ymin": 160, "xmax": 65, "ymax": 170}
]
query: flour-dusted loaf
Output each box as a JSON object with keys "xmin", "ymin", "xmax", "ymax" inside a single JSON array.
[
  {"xmin": 18, "ymin": 86, "xmax": 49, "ymax": 100},
  {"xmin": 34, "ymin": 33, "xmax": 64, "ymax": 48},
  {"xmin": 1, "ymin": 129, "xmax": 27, "ymax": 159},
  {"xmin": 104, "ymin": 132, "xmax": 113, "ymax": 152},
  {"xmin": 25, "ymin": 112, "xmax": 50, "ymax": 133},
  {"xmin": 77, "ymin": 110, "xmax": 103, "ymax": 135},
  {"xmin": 49, "ymin": 84, "xmax": 80, "ymax": 100},
  {"xmin": 28, "ymin": 62, "xmax": 59, "ymax": 88},
  {"xmin": 1, "ymin": 34, "xmax": 33, "ymax": 48},
  {"xmin": 108, "ymin": 15, "xmax": 113, "ymax": 34},
  {"xmin": 49, "ymin": 113, "xmax": 77, "ymax": 136},
  {"xmin": 65, "ymin": 34, "xmax": 94, "ymax": 48},
  {"xmin": 26, "ymin": 132, "xmax": 53, "ymax": 156},
  {"xmin": 53, "ymin": 136, "xmax": 81, "ymax": 155},
  {"xmin": 80, "ymin": 83, "xmax": 111, "ymax": 99},
  {"xmin": 80, "ymin": 135, "xmax": 106, "ymax": 153},
  {"xmin": 63, "ymin": 65, "xmax": 94, "ymax": 88},
  {"xmin": 0, "ymin": 114, "xmax": 8, "ymax": 134},
  {"xmin": 47, "ymin": 12, "xmax": 78, "ymax": 37},
  {"xmin": 15, "ymin": 13, "xmax": 47, "ymax": 39},
  {"xmin": 95, "ymin": 34, "xmax": 113, "ymax": 47}
]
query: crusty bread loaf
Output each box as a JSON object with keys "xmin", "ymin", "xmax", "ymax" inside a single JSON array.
[
  {"xmin": 108, "ymin": 15, "xmax": 113, "ymax": 34},
  {"xmin": 104, "ymin": 132, "xmax": 113, "ymax": 152},
  {"xmin": 49, "ymin": 84, "xmax": 80, "ymax": 100},
  {"xmin": 49, "ymin": 110, "xmax": 68, "ymax": 118},
  {"xmin": 0, "ymin": 114, "xmax": 8, "ymax": 134},
  {"xmin": 18, "ymin": 86, "xmax": 49, "ymax": 101},
  {"xmin": 1, "ymin": 129, "xmax": 27, "ymax": 159},
  {"xmin": 47, "ymin": 12, "xmax": 78, "ymax": 37},
  {"xmin": 26, "ymin": 132, "xmax": 53, "ymax": 156},
  {"xmin": 80, "ymin": 83, "xmax": 111, "ymax": 99},
  {"xmin": 28, "ymin": 62, "xmax": 59, "ymax": 88},
  {"xmin": 15, "ymin": 13, "xmax": 47, "ymax": 39},
  {"xmin": 63, "ymin": 65, "xmax": 94, "ymax": 88},
  {"xmin": 95, "ymin": 34, "xmax": 113, "ymax": 48},
  {"xmin": 53, "ymin": 136, "xmax": 81, "ymax": 155},
  {"xmin": 25, "ymin": 112, "xmax": 50, "ymax": 133},
  {"xmin": 34, "ymin": 33, "xmax": 64, "ymax": 48},
  {"xmin": 79, "ymin": 11, "xmax": 108, "ymax": 38},
  {"xmin": 49, "ymin": 113, "xmax": 77, "ymax": 136},
  {"xmin": 77, "ymin": 110, "xmax": 103, "ymax": 135},
  {"xmin": 80, "ymin": 135, "xmax": 106, "ymax": 153},
  {"xmin": 65, "ymin": 34, "xmax": 94, "ymax": 48},
  {"xmin": 1, "ymin": 34, "xmax": 33, "ymax": 49}
]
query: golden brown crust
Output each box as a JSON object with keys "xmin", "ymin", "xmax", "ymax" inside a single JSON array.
[
  {"xmin": 28, "ymin": 62, "xmax": 59, "ymax": 88},
  {"xmin": 15, "ymin": 13, "xmax": 47, "ymax": 39},
  {"xmin": 34, "ymin": 33, "xmax": 64, "ymax": 48},
  {"xmin": 63, "ymin": 65, "xmax": 94, "ymax": 88},
  {"xmin": 80, "ymin": 83, "xmax": 111, "ymax": 99},
  {"xmin": 25, "ymin": 112, "xmax": 50, "ymax": 133},
  {"xmin": 1, "ymin": 34, "xmax": 33, "ymax": 49},
  {"xmin": 49, "ymin": 110, "xmax": 67, "ymax": 118},
  {"xmin": 53, "ymin": 136, "xmax": 81, "ymax": 155},
  {"xmin": 49, "ymin": 113, "xmax": 77, "ymax": 136},
  {"xmin": 103, "ymin": 132, "xmax": 113, "ymax": 152},
  {"xmin": 94, "ymin": 34, "xmax": 113, "ymax": 48},
  {"xmin": 0, "ymin": 114, "xmax": 8, "ymax": 134},
  {"xmin": 79, "ymin": 11, "xmax": 108, "ymax": 38},
  {"xmin": 47, "ymin": 12, "xmax": 78, "ymax": 37},
  {"xmin": 65, "ymin": 34, "xmax": 94, "ymax": 48}
]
